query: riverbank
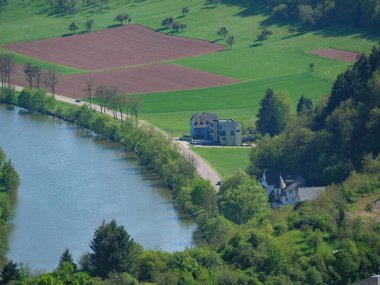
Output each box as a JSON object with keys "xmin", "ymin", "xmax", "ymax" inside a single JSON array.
[
  {"xmin": 0, "ymin": 87, "xmax": 218, "ymax": 244},
  {"xmin": 0, "ymin": 146, "xmax": 19, "ymax": 266}
]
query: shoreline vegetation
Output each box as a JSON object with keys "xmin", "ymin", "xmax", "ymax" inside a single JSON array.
[{"xmin": 0, "ymin": 146, "xmax": 19, "ymax": 266}]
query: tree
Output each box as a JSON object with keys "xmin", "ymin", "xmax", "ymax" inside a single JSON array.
[
  {"xmin": 31, "ymin": 65, "xmax": 41, "ymax": 89},
  {"xmin": 190, "ymin": 179, "xmax": 217, "ymax": 217},
  {"xmin": 296, "ymin": 95, "xmax": 313, "ymax": 116},
  {"xmin": 0, "ymin": 54, "xmax": 14, "ymax": 88},
  {"xmin": 182, "ymin": 6, "xmax": 189, "ymax": 16},
  {"xmin": 128, "ymin": 95, "xmax": 140, "ymax": 123},
  {"xmin": 44, "ymin": 66, "xmax": 59, "ymax": 96},
  {"xmin": 288, "ymin": 26, "xmax": 296, "ymax": 36},
  {"xmin": 68, "ymin": 22, "xmax": 79, "ymax": 34},
  {"xmin": 217, "ymin": 27, "xmax": 229, "ymax": 38},
  {"xmin": 89, "ymin": 220, "xmax": 141, "ymax": 279},
  {"xmin": 114, "ymin": 13, "xmax": 129, "ymax": 25},
  {"xmin": 257, "ymin": 33, "xmax": 266, "ymax": 45},
  {"xmin": 24, "ymin": 63, "xmax": 34, "ymax": 88},
  {"xmin": 226, "ymin": 35, "xmax": 235, "ymax": 48},
  {"xmin": 95, "ymin": 84, "xmax": 108, "ymax": 113},
  {"xmin": 219, "ymin": 172, "xmax": 269, "ymax": 224},
  {"xmin": 256, "ymin": 88, "xmax": 292, "ymax": 136},
  {"xmin": 84, "ymin": 79, "xmax": 94, "ymax": 109},
  {"xmin": 257, "ymin": 27, "xmax": 272, "ymax": 45},
  {"xmin": 85, "ymin": 19, "xmax": 94, "ymax": 31},
  {"xmin": 161, "ymin": 17, "xmax": 174, "ymax": 29},
  {"xmin": 172, "ymin": 21, "xmax": 187, "ymax": 32},
  {"xmin": 0, "ymin": 260, "xmax": 20, "ymax": 285},
  {"xmin": 58, "ymin": 248, "xmax": 77, "ymax": 270}
]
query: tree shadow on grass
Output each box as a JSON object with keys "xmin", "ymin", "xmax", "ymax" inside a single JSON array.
[
  {"xmin": 61, "ymin": 33, "xmax": 75, "ymax": 37},
  {"xmin": 108, "ymin": 23, "xmax": 123, "ymax": 29},
  {"xmin": 250, "ymin": 43, "xmax": 262, "ymax": 47}
]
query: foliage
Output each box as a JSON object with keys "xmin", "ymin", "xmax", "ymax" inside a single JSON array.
[
  {"xmin": 89, "ymin": 220, "xmax": 142, "ymax": 278},
  {"xmin": 256, "ymin": 88, "xmax": 292, "ymax": 136},
  {"xmin": 219, "ymin": 172, "xmax": 269, "ymax": 224}
]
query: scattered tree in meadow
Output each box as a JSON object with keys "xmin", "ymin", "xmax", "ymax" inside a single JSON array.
[
  {"xmin": 217, "ymin": 26, "xmax": 229, "ymax": 38},
  {"xmin": 226, "ymin": 35, "xmax": 235, "ymax": 48},
  {"xmin": 287, "ymin": 26, "xmax": 296, "ymax": 36},
  {"xmin": 161, "ymin": 17, "xmax": 174, "ymax": 29},
  {"xmin": 182, "ymin": 6, "xmax": 189, "ymax": 16},
  {"xmin": 85, "ymin": 19, "xmax": 94, "ymax": 31},
  {"xmin": 172, "ymin": 21, "xmax": 187, "ymax": 32},
  {"xmin": 257, "ymin": 27, "xmax": 272, "ymax": 45},
  {"xmin": 44, "ymin": 66, "xmax": 59, "ymax": 96},
  {"xmin": 114, "ymin": 13, "xmax": 129, "ymax": 25},
  {"xmin": 68, "ymin": 22, "xmax": 79, "ymax": 34}
]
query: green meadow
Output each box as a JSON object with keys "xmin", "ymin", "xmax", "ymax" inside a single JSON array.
[{"xmin": 191, "ymin": 147, "xmax": 252, "ymax": 178}]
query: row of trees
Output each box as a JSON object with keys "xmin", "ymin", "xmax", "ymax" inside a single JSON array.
[
  {"xmin": 161, "ymin": 17, "xmax": 187, "ymax": 32},
  {"xmin": 23, "ymin": 63, "xmax": 59, "ymax": 95},
  {"xmin": 0, "ymin": 54, "xmax": 14, "ymax": 88}
]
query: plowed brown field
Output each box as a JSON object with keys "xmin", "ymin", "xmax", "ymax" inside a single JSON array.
[
  {"xmin": 6, "ymin": 24, "xmax": 225, "ymax": 70},
  {"xmin": 12, "ymin": 64, "xmax": 239, "ymax": 97}
]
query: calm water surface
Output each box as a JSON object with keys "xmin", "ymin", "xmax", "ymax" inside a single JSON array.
[{"xmin": 0, "ymin": 104, "xmax": 196, "ymax": 271}]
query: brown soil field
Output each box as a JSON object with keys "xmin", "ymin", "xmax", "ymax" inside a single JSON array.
[
  {"xmin": 12, "ymin": 64, "xmax": 239, "ymax": 97},
  {"xmin": 311, "ymin": 48, "xmax": 358, "ymax": 62},
  {"xmin": 6, "ymin": 24, "xmax": 225, "ymax": 70}
]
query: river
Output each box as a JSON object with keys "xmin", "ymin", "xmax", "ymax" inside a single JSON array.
[{"xmin": 0, "ymin": 104, "xmax": 196, "ymax": 271}]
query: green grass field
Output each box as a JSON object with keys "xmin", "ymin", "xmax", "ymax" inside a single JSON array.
[
  {"xmin": 1, "ymin": 0, "xmax": 379, "ymax": 171},
  {"xmin": 191, "ymin": 147, "xmax": 252, "ymax": 178}
]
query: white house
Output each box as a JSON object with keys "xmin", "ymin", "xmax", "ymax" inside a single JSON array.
[{"xmin": 260, "ymin": 170, "xmax": 325, "ymax": 207}]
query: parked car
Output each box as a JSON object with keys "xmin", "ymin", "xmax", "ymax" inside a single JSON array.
[
  {"xmin": 216, "ymin": 181, "xmax": 222, "ymax": 186},
  {"xmin": 75, "ymin": 98, "xmax": 81, "ymax": 103}
]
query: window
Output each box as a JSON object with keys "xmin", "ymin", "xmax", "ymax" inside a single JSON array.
[
  {"xmin": 236, "ymin": 130, "xmax": 240, "ymax": 132},
  {"xmin": 220, "ymin": 131, "xmax": 226, "ymax": 136},
  {"xmin": 230, "ymin": 131, "xmax": 234, "ymax": 136}
]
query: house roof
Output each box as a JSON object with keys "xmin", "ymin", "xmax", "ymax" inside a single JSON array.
[
  {"xmin": 191, "ymin": 112, "xmax": 217, "ymax": 127},
  {"xmin": 351, "ymin": 275, "xmax": 380, "ymax": 285},
  {"xmin": 297, "ymin": 187, "xmax": 325, "ymax": 202}
]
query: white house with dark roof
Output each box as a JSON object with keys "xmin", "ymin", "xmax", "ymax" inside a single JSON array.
[
  {"xmin": 351, "ymin": 275, "xmax": 380, "ymax": 285},
  {"xmin": 260, "ymin": 170, "xmax": 325, "ymax": 207}
]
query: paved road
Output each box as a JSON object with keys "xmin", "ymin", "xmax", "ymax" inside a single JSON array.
[{"xmin": 7, "ymin": 85, "xmax": 221, "ymax": 191}]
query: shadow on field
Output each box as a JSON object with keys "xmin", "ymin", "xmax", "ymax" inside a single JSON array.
[{"xmin": 108, "ymin": 23, "xmax": 123, "ymax": 29}]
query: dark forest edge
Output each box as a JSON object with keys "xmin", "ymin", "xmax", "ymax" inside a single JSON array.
[{"xmin": 1, "ymin": 44, "xmax": 380, "ymax": 282}]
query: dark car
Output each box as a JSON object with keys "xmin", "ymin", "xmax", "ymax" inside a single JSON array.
[
  {"xmin": 216, "ymin": 181, "xmax": 222, "ymax": 186},
  {"xmin": 75, "ymin": 98, "xmax": 81, "ymax": 103}
]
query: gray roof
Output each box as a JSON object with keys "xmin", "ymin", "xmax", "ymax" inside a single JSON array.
[
  {"xmin": 297, "ymin": 187, "xmax": 325, "ymax": 202},
  {"xmin": 351, "ymin": 275, "xmax": 380, "ymax": 285},
  {"xmin": 191, "ymin": 113, "xmax": 217, "ymax": 128}
]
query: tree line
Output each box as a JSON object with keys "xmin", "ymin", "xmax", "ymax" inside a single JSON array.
[{"xmin": 266, "ymin": 0, "xmax": 380, "ymax": 31}]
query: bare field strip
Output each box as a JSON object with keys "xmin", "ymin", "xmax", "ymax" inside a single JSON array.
[
  {"xmin": 6, "ymin": 24, "xmax": 226, "ymax": 70},
  {"xmin": 311, "ymin": 48, "xmax": 358, "ymax": 62},
  {"xmin": 12, "ymin": 64, "xmax": 239, "ymax": 97}
]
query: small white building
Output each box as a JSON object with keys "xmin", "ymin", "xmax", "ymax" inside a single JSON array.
[{"xmin": 260, "ymin": 170, "xmax": 325, "ymax": 207}]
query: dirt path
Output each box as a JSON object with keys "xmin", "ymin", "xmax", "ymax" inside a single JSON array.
[{"xmin": 7, "ymin": 85, "xmax": 221, "ymax": 191}]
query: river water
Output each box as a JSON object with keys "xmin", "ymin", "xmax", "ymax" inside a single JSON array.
[{"xmin": 0, "ymin": 104, "xmax": 196, "ymax": 271}]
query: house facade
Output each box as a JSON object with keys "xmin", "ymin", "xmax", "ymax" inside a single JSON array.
[
  {"xmin": 260, "ymin": 170, "xmax": 325, "ymax": 207},
  {"xmin": 190, "ymin": 113, "xmax": 242, "ymax": 146}
]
